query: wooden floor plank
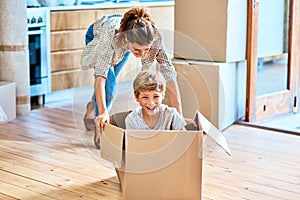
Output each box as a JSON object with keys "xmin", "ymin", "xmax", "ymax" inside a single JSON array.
[
  {"xmin": 224, "ymin": 126, "xmax": 300, "ymax": 157},
  {"xmin": 203, "ymin": 180, "xmax": 282, "ymax": 200},
  {"xmin": 0, "ymin": 141, "xmax": 117, "ymax": 178},
  {"xmin": 205, "ymin": 131, "xmax": 300, "ymax": 178},
  {"xmin": 0, "ymin": 170, "xmax": 97, "ymax": 200},
  {"xmin": 0, "ymin": 192, "xmax": 19, "ymax": 200},
  {"xmin": 0, "ymin": 161, "xmax": 121, "ymax": 200},
  {"xmin": 205, "ymin": 149, "xmax": 300, "ymax": 178},
  {"xmin": 204, "ymin": 158, "xmax": 300, "ymax": 189},
  {"xmin": 0, "ymin": 180, "xmax": 56, "ymax": 200},
  {"xmin": 204, "ymin": 170, "xmax": 298, "ymax": 200},
  {"xmin": 0, "ymin": 151, "xmax": 120, "ymax": 187}
]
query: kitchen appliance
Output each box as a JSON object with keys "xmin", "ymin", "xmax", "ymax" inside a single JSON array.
[
  {"xmin": 38, "ymin": 0, "xmax": 57, "ymax": 6},
  {"xmin": 26, "ymin": 7, "xmax": 51, "ymax": 105},
  {"xmin": 27, "ymin": 0, "xmax": 41, "ymax": 7}
]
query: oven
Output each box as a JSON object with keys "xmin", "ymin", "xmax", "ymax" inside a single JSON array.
[{"xmin": 26, "ymin": 7, "xmax": 51, "ymax": 105}]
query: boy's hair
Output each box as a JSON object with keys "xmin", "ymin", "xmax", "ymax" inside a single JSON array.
[{"xmin": 133, "ymin": 70, "xmax": 166, "ymax": 98}]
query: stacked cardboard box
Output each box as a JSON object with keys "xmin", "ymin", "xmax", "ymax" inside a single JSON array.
[
  {"xmin": 174, "ymin": 0, "xmax": 247, "ymax": 62},
  {"xmin": 173, "ymin": 60, "xmax": 247, "ymax": 130}
]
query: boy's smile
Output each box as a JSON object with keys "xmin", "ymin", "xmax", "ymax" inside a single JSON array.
[{"xmin": 136, "ymin": 90, "xmax": 164, "ymax": 117}]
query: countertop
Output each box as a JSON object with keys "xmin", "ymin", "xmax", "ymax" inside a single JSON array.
[{"xmin": 50, "ymin": 1, "xmax": 174, "ymax": 11}]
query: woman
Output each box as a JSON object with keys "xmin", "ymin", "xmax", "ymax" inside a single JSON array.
[{"xmin": 81, "ymin": 7, "xmax": 182, "ymax": 147}]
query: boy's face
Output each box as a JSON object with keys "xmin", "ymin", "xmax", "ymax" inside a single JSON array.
[{"xmin": 136, "ymin": 90, "xmax": 164, "ymax": 116}]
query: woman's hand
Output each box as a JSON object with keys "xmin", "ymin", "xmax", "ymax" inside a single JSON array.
[
  {"xmin": 94, "ymin": 112, "xmax": 109, "ymax": 149},
  {"xmin": 95, "ymin": 112, "xmax": 110, "ymax": 129}
]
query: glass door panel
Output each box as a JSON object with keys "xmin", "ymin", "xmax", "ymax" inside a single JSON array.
[{"xmin": 256, "ymin": 0, "xmax": 289, "ymax": 97}]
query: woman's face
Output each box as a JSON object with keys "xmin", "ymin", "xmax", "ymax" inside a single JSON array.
[{"xmin": 127, "ymin": 42, "xmax": 152, "ymax": 58}]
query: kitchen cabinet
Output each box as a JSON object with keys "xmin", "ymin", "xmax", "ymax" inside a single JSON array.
[
  {"xmin": 50, "ymin": 6, "xmax": 174, "ymax": 91},
  {"xmin": 50, "ymin": 9, "xmax": 96, "ymax": 91}
]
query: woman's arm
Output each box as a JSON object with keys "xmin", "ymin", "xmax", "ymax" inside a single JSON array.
[
  {"xmin": 94, "ymin": 76, "xmax": 109, "ymax": 128},
  {"xmin": 166, "ymin": 79, "xmax": 182, "ymax": 115}
]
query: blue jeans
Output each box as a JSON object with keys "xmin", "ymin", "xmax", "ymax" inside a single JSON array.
[{"xmin": 85, "ymin": 24, "xmax": 131, "ymax": 116}]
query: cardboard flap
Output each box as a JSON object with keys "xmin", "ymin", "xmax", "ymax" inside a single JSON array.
[
  {"xmin": 196, "ymin": 111, "xmax": 232, "ymax": 156},
  {"xmin": 100, "ymin": 124, "xmax": 125, "ymax": 168}
]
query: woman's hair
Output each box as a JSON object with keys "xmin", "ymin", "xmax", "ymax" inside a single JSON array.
[
  {"xmin": 133, "ymin": 70, "xmax": 166, "ymax": 98},
  {"xmin": 118, "ymin": 7, "xmax": 156, "ymax": 45}
]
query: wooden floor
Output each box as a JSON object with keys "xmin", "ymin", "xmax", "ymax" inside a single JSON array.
[{"xmin": 1, "ymin": 93, "xmax": 300, "ymax": 199}]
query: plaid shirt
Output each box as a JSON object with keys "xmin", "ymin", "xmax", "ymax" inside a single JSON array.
[{"xmin": 81, "ymin": 14, "xmax": 177, "ymax": 82}]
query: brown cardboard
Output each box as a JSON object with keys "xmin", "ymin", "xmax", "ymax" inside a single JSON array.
[
  {"xmin": 174, "ymin": 0, "xmax": 247, "ymax": 62},
  {"xmin": 173, "ymin": 59, "xmax": 246, "ymax": 131},
  {"xmin": 120, "ymin": 131, "xmax": 202, "ymax": 200},
  {"xmin": 0, "ymin": 82, "xmax": 16, "ymax": 123},
  {"xmin": 101, "ymin": 111, "xmax": 230, "ymax": 200}
]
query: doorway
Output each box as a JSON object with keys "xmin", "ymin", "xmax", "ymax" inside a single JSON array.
[{"xmin": 245, "ymin": 0, "xmax": 299, "ymax": 123}]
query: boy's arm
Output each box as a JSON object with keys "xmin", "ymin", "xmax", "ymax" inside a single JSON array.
[{"xmin": 170, "ymin": 108, "xmax": 187, "ymax": 130}]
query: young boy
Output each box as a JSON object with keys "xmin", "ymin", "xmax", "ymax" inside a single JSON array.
[{"xmin": 125, "ymin": 70, "xmax": 186, "ymax": 130}]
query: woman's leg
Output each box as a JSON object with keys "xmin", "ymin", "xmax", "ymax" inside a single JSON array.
[
  {"xmin": 93, "ymin": 51, "xmax": 131, "ymax": 114},
  {"xmin": 105, "ymin": 51, "xmax": 131, "ymax": 110},
  {"xmin": 83, "ymin": 23, "xmax": 97, "ymax": 130},
  {"xmin": 105, "ymin": 68, "xmax": 116, "ymax": 112},
  {"xmin": 91, "ymin": 68, "xmax": 115, "ymax": 116},
  {"xmin": 85, "ymin": 24, "xmax": 94, "ymax": 45},
  {"xmin": 114, "ymin": 51, "xmax": 131, "ymax": 78},
  {"xmin": 91, "ymin": 93, "xmax": 98, "ymax": 116}
]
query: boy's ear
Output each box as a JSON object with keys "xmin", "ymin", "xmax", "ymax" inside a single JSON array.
[{"xmin": 135, "ymin": 95, "xmax": 139, "ymax": 102}]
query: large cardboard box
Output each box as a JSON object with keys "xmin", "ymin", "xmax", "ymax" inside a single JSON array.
[
  {"xmin": 174, "ymin": 0, "xmax": 247, "ymax": 62},
  {"xmin": 101, "ymin": 111, "xmax": 231, "ymax": 200},
  {"xmin": 0, "ymin": 81, "xmax": 16, "ymax": 123},
  {"xmin": 173, "ymin": 59, "xmax": 247, "ymax": 131}
]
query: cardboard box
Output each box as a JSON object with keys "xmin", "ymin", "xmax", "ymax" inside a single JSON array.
[
  {"xmin": 101, "ymin": 111, "xmax": 231, "ymax": 200},
  {"xmin": 174, "ymin": 0, "xmax": 247, "ymax": 62},
  {"xmin": 0, "ymin": 81, "xmax": 16, "ymax": 123},
  {"xmin": 173, "ymin": 59, "xmax": 247, "ymax": 131}
]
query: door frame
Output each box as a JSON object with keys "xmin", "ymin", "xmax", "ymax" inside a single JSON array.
[{"xmin": 245, "ymin": 0, "xmax": 299, "ymax": 122}]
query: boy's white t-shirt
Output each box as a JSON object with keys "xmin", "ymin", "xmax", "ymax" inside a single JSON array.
[{"xmin": 125, "ymin": 104, "xmax": 186, "ymax": 130}]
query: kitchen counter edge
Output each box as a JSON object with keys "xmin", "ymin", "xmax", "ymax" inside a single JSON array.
[{"xmin": 50, "ymin": 1, "xmax": 174, "ymax": 11}]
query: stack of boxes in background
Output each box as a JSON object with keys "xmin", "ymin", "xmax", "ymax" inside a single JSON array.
[{"xmin": 174, "ymin": 0, "xmax": 248, "ymax": 130}]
